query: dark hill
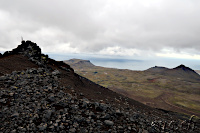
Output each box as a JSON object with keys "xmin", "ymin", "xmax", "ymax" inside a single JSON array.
[
  {"xmin": 65, "ymin": 59, "xmax": 95, "ymax": 69},
  {"xmin": 0, "ymin": 40, "xmax": 199, "ymax": 132},
  {"xmin": 165, "ymin": 65, "xmax": 200, "ymax": 82},
  {"xmin": 146, "ymin": 65, "xmax": 200, "ymax": 82},
  {"xmin": 146, "ymin": 66, "xmax": 169, "ymax": 73}
]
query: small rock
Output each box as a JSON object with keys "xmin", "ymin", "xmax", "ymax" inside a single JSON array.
[
  {"xmin": 0, "ymin": 112, "xmax": 3, "ymax": 118},
  {"xmin": 52, "ymin": 70, "xmax": 60, "ymax": 75},
  {"xmin": 69, "ymin": 128, "xmax": 76, "ymax": 133},
  {"xmin": 9, "ymin": 92, "xmax": 14, "ymax": 96},
  {"xmin": 142, "ymin": 129, "xmax": 149, "ymax": 133},
  {"xmin": 44, "ymin": 110, "xmax": 52, "ymax": 119},
  {"xmin": 116, "ymin": 109, "xmax": 123, "ymax": 115},
  {"xmin": 104, "ymin": 120, "xmax": 114, "ymax": 126},
  {"xmin": 118, "ymin": 126, "xmax": 123, "ymax": 129},
  {"xmin": 80, "ymin": 93, "xmax": 84, "ymax": 96},
  {"xmin": 128, "ymin": 126, "xmax": 131, "ymax": 130},
  {"xmin": 0, "ymin": 98, "xmax": 6, "ymax": 104},
  {"xmin": 0, "ymin": 76, "xmax": 6, "ymax": 81},
  {"xmin": 11, "ymin": 112, "xmax": 19, "ymax": 118},
  {"xmin": 10, "ymin": 129, "xmax": 17, "ymax": 133},
  {"xmin": 56, "ymin": 119, "xmax": 61, "ymax": 123},
  {"xmin": 48, "ymin": 93, "xmax": 55, "ymax": 102},
  {"xmin": 59, "ymin": 123, "xmax": 65, "ymax": 130},
  {"xmin": 38, "ymin": 123, "xmax": 47, "ymax": 131},
  {"xmin": 101, "ymin": 114, "xmax": 110, "ymax": 120}
]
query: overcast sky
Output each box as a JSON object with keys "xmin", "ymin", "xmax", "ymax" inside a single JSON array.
[{"xmin": 0, "ymin": 0, "xmax": 200, "ymax": 60}]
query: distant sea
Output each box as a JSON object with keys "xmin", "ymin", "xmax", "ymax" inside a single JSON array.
[{"xmin": 47, "ymin": 53, "xmax": 200, "ymax": 71}]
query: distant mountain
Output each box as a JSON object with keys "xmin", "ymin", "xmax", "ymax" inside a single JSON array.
[
  {"xmin": 146, "ymin": 64, "xmax": 200, "ymax": 82},
  {"xmin": 168, "ymin": 65, "xmax": 200, "ymax": 81},
  {"xmin": 146, "ymin": 66, "xmax": 169, "ymax": 73},
  {"xmin": 64, "ymin": 59, "xmax": 95, "ymax": 69}
]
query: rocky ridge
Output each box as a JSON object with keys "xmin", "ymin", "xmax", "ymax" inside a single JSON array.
[
  {"xmin": 0, "ymin": 40, "xmax": 199, "ymax": 132},
  {"xmin": 1, "ymin": 40, "xmax": 73, "ymax": 72}
]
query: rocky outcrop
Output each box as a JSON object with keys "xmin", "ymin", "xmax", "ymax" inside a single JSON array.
[
  {"xmin": 2, "ymin": 40, "xmax": 48, "ymax": 68},
  {"xmin": 1, "ymin": 40, "xmax": 74, "ymax": 72},
  {"xmin": 0, "ymin": 68, "xmax": 199, "ymax": 132}
]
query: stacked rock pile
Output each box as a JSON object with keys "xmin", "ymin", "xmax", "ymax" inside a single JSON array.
[
  {"xmin": 0, "ymin": 68, "xmax": 199, "ymax": 132},
  {"xmin": 2, "ymin": 40, "xmax": 73, "ymax": 72},
  {"xmin": 2, "ymin": 40, "xmax": 48, "ymax": 68}
]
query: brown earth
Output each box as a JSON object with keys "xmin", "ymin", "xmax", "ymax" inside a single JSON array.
[
  {"xmin": 0, "ymin": 54, "xmax": 38, "ymax": 76},
  {"xmin": 109, "ymin": 87, "xmax": 200, "ymax": 117},
  {"xmin": 103, "ymin": 76, "xmax": 200, "ymax": 118}
]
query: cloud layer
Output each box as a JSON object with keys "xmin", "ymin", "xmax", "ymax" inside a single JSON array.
[{"xmin": 0, "ymin": 0, "xmax": 200, "ymax": 59}]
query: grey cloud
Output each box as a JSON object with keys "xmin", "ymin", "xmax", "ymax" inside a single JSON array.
[{"xmin": 0, "ymin": 0, "xmax": 200, "ymax": 57}]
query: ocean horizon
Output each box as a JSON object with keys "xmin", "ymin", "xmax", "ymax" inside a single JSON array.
[{"xmin": 47, "ymin": 53, "xmax": 200, "ymax": 71}]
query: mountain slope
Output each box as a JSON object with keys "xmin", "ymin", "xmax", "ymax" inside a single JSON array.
[
  {"xmin": 65, "ymin": 59, "xmax": 200, "ymax": 117},
  {"xmin": 0, "ymin": 41, "xmax": 199, "ymax": 132},
  {"xmin": 166, "ymin": 65, "xmax": 200, "ymax": 81},
  {"xmin": 0, "ymin": 55, "xmax": 38, "ymax": 76},
  {"xmin": 0, "ymin": 41, "xmax": 143, "ymax": 109}
]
